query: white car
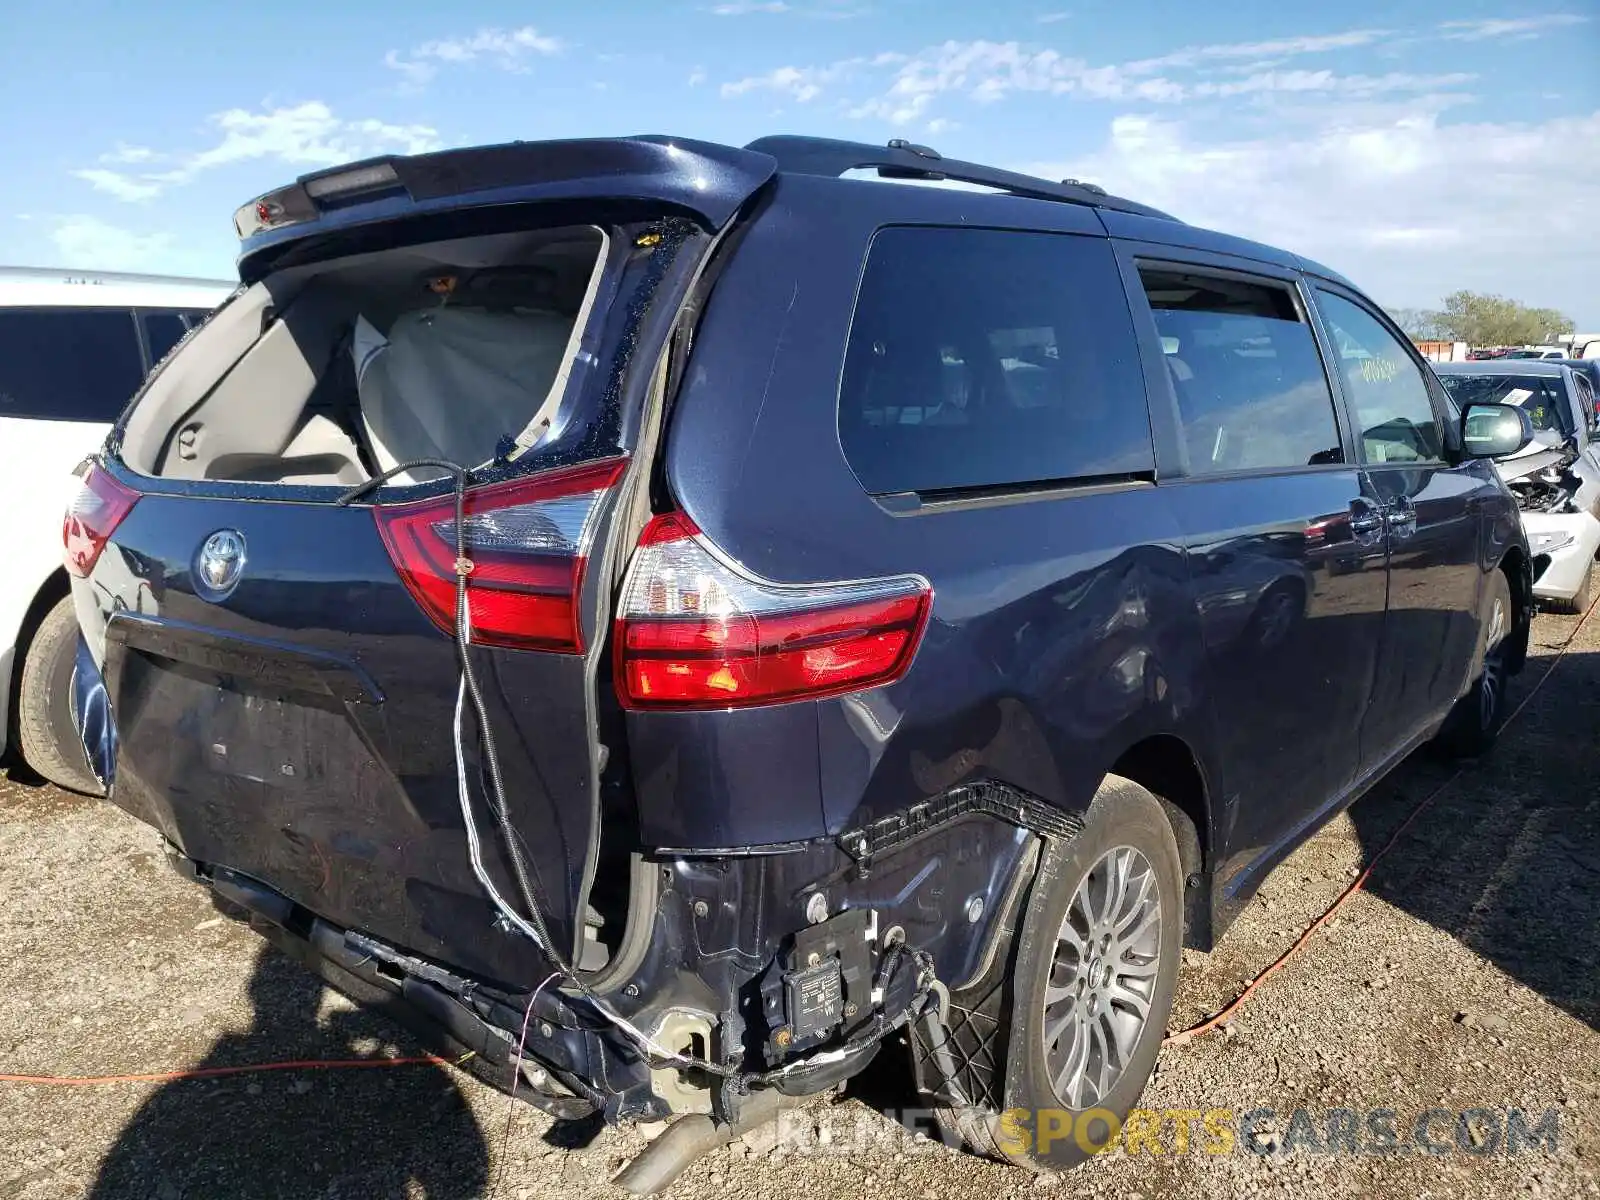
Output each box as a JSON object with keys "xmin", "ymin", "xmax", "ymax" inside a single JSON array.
[
  {"xmin": 1436, "ymin": 359, "xmax": 1600, "ymax": 612},
  {"xmin": 1, "ymin": 267, "xmax": 233, "ymax": 792}
]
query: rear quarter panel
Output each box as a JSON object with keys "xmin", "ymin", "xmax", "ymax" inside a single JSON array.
[{"xmin": 636, "ymin": 175, "xmax": 1218, "ymax": 849}]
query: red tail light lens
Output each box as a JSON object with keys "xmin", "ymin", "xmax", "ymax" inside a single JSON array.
[
  {"xmin": 63, "ymin": 465, "xmax": 140, "ymax": 578},
  {"xmin": 374, "ymin": 457, "xmax": 626, "ymax": 653},
  {"xmin": 617, "ymin": 513, "xmax": 932, "ymax": 709}
]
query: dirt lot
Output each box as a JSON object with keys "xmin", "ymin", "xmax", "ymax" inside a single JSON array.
[{"xmin": 2, "ymin": 609, "xmax": 1598, "ymax": 1200}]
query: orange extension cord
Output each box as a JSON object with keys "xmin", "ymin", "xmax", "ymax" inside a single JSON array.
[
  {"xmin": 3, "ymin": 586, "xmax": 1596, "ymax": 1084},
  {"xmin": 1165, "ymin": 582, "xmax": 1600, "ymax": 1047},
  {"xmin": 0, "ymin": 1053, "xmax": 473, "ymax": 1087}
]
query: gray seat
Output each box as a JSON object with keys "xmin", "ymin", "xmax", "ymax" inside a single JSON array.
[{"xmin": 357, "ymin": 306, "xmax": 576, "ymax": 483}]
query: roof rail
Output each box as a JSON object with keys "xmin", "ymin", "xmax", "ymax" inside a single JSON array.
[{"xmin": 744, "ymin": 135, "xmax": 1177, "ymax": 221}]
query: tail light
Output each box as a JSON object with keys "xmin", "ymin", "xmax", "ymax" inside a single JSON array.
[
  {"xmin": 374, "ymin": 457, "xmax": 626, "ymax": 653},
  {"xmin": 616, "ymin": 512, "xmax": 932, "ymax": 710},
  {"xmin": 63, "ymin": 465, "xmax": 140, "ymax": 578}
]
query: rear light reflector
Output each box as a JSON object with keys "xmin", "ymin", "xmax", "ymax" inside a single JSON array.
[
  {"xmin": 374, "ymin": 457, "xmax": 626, "ymax": 653},
  {"xmin": 617, "ymin": 513, "xmax": 932, "ymax": 709},
  {"xmin": 63, "ymin": 465, "xmax": 139, "ymax": 578}
]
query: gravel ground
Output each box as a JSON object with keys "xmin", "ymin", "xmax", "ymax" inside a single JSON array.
[{"xmin": 2, "ymin": 609, "xmax": 1597, "ymax": 1200}]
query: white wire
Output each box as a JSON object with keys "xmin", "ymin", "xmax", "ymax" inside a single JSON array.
[{"xmin": 451, "ymin": 674, "xmax": 717, "ymax": 1073}]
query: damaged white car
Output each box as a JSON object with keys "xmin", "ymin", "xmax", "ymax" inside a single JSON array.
[{"xmin": 1436, "ymin": 360, "xmax": 1600, "ymax": 612}]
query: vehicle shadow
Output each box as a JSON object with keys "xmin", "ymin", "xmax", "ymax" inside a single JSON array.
[
  {"xmin": 87, "ymin": 943, "xmax": 490, "ymax": 1199},
  {"xmin": 1345, "ymin": 640, "xmax": 1600, "ymax": 1032}
]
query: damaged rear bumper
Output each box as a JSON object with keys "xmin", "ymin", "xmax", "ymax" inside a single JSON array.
[{"xmin": 157, "ymin": 801, "xmax": 1044, "ymax": 1128}]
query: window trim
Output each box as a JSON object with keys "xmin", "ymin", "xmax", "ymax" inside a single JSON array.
[
  {"xmin": 1121, "ymin": 255, "xmax": 1353, "ymax": 481},
  {"xmin": 1305, "ymin": 280, "xmax": 1450, "ymax": 470}
]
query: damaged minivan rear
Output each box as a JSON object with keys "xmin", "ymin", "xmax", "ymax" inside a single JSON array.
[
  {"xmin": 66, "ymin": 133, "xmax": 1534, "ymax": 1190},
  {"xmin": 67, "ymin": 138, "xmax": 971, "ymax": 1179}
]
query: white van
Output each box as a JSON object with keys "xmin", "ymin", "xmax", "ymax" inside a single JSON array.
[{"xmin": 1, "ymin": 267, "xmax": 233, "ymax": 792}]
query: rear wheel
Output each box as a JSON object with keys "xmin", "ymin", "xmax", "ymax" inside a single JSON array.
[
  {"xmin": 16, "ymin": 594, "xmax": 103, "ymax": 795},
  {"xmin": 1434, "ymin": 570, "xmax": 1513, "ymax": 759},
  {"xmin": 981, "ymin": 776, "xmax": 1183, "ymax": 1172}
]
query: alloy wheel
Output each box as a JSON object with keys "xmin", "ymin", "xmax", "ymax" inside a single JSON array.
[{"xmin": 1041, "ymin": 845, "xmax": 1162, "ymax": 1109}]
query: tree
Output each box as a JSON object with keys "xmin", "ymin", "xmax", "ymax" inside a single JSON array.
[
  {"xmin": 1386, "ymin": 306, "xmax": 1444, "ymax": 340},
  {"xmin": 1429, "ymin": 291, "xmax": 1576, "ymax": 347}
]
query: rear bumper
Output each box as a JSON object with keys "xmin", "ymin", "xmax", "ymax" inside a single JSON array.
[
  {"xmin": 169, "ymin": 846, "xmax": 647, "ymax": 1122},
  {"xmin": 150, "ymin": 808, "xmax": 1035, "ymax": 1125}
]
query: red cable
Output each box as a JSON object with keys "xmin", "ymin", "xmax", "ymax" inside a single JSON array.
[
  {"xmin": 0, "ymin": 1054, "xmax": 467, "ymax": 1087},
  {"xmin": 1165, "ymin": 584, "xmax": 1600, "ymax": 1047},
  {"xmin": 5, "ymin": 589, "xmax": 1593, "ymax": 1079}
]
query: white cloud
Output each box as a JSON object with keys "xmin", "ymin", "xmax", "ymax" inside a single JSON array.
[
  {"xmin": 1438, "ymin": 14, "xmax": 1589, "ymax": 41},
  {"xmin": 688, "ymin": 66, "xmax": 708, "ymax": 86},
  {"xmin": 829, "ymin": 36, "xmax": 1463, "ymax": 124},
  {"xmin": 1027, "ymin": 108, "xmax": 1600, "ymax": 322},
  {"xmin": 1037, "ymin": 11, "xmax": 1071, "ymax": 23},
  {"xmin": 77, "ymin": 102, "xmax": 442, "ymax": 203},
  {"xmin": 722, "ymin": 54, "xmax": 902, "ymax": 103},
  {"xmin": 723, "ymin": 65, "xmax": 832, "ymax": 102},
  {"xmin": 1126, "ymin": 29, "xmax": 1389, "ymax": 73},
  {"xmin": 98, "ymin": 143, "xmax": 156, "ymax": 165},
  {"xmin": 384, "ymin": 26, "xmax": 563, "ymax": 84},
  {"xmin": 1189, "ymin": 69, "xmax": 1477, "ymax": 99},
  {"xmin": 73, "ymin": 169, "xmax": 164, "ymax": 202},
  {"xmin": 710, "ymin": 1, "xmax": 790, "ymax": 12},
  {"xmin": 50, "ymin": 215, "xmax": 175, "ymax": 271}
]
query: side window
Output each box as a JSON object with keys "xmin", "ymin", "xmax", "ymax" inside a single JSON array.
[
  {"xmin": 1315, "ymin": 291, "xmax": 1443, "ymax": 464},
  {"xmin": 1138, "ymin": 268, "xmax": 1342, "ymax": 474},
  {"xmin": 0, "ymin": 308, "xmax": 144, "ymax": 423},
  {"xmin": 838, "ymin": 227, "xmax": 1150, "ymax": 494},
  {"xmin": 141, "ymin": 309, "xmax": 190, "ymax": 365}
]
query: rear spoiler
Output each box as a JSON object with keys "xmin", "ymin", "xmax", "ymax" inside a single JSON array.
[{"xmin": 234, "ymin": 136, "xmax": 779, "ymax": 283}]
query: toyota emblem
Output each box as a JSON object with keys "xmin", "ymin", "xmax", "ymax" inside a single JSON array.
[{"xmin": 195, "ymin": 529, "xmax": 247, "ymax": 599}]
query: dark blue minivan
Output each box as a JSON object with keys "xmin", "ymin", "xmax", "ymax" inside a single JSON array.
[{"xmin": 64, "ymin": 135, "xmax": 1535, "ymax": 1185}]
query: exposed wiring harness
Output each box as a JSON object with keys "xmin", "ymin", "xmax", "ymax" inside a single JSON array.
[
  {"xmin": 338, "ymin": 460, "xmax": 730, "ymax": 1074},
  {"xmin": 336, "ymin": 459, "xmax": 943, "ymax": 1087}
]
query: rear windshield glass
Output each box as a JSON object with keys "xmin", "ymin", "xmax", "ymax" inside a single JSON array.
[
  {"xmin": 0, "ymin": 307, "xmax": 144, "ymax": 423},
  {"xmin": 118, "ymin": 225, "xmax": 615, "ymax": 487},
  {"xmin": 1439, "ymin": 374, "xmax": 1571, "ymax": 437},
  {"xmin": 838, "ymin": 226, "xmax": 1151, "ymax": 495}
]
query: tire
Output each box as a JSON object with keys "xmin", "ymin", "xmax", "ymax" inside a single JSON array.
[
  {"xmin": 984, "ymin": 776, "xmax": 1183, "ymax": 1172},
  {"xmin": 16, "ymin": 594, "xmax": 103, "ymax": 795},
  {"xmin": 1434, "ymin": 569, "xmax": 1513, "ymax": 759}
]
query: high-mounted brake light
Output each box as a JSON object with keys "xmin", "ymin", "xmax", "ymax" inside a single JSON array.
[
  {"xmin": 63, "ymin": 465, "xmax": 139, "ymax": 578},
  {"xmin": 616, "ymin": 514, "xmax": 932, "ymax": 710},
  {"xmin": 303, "ymin": 161, "xmax": 401, "ymax": 200},
  {"xmin": 374, "ymin": 458, "xmax": 627, "ymax": 653}
]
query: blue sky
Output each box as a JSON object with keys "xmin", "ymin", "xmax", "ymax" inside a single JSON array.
[{"xmin": 1, "ymin": 1, "xmax": 1595, "ymax": 325}]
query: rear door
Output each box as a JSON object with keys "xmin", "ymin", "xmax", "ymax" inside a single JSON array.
[
  {"xmin": 74, "ymin": 214, "xmax": 732, "ymax": 984},
  {"xmin": 1309, "ymin": 285, "xmax": 1492, "ymax": 764},
  {"xmin": 1117, "ymin": 251, "xmax": 1391, "ymax": 884}
]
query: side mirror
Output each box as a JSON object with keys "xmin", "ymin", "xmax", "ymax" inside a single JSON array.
[{"xmin": 1461, "ymin": 402, "xmax": 1533, "ymax": 459}]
